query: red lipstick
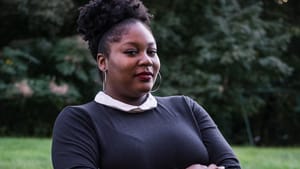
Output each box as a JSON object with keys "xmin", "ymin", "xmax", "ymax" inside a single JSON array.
[{"xmin": 135, "ymin": 72, "xmax": 153, "ymax": 81}]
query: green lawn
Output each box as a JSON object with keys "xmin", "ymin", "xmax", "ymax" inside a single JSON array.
[
  {"xmin": 234, "ymin": 146, "xmax": 300, "ymax": 169},
  {"xmin": 0, "ymin": 138, "xmax": 52, "ymax": 169},
  {"xmin": 0, "ymin": 137, "xmax": 299, "ymax": 169}
]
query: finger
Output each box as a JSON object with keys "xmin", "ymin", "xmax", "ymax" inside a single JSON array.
[
  {"xmin": 207, "ymin": 164, "xmax": 217, "ymax": 169},
  {"xmin": 217, "ymin": 166, "xmax": 225, "ymax": 169},
  {"xmin": 185, "ymin": 164, "xmax": 208, "ymax": 169}
]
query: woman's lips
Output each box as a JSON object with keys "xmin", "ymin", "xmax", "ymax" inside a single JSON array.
[{"xmin": 135, "ymin": 72, "xmax": 153, "ymax": 81}]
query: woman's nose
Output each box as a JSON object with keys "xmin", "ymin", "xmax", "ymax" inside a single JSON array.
[{"xmin": 139, "ymin": 52, "xmax": 153, "ymax": 66}]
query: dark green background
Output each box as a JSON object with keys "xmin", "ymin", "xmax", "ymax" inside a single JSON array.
[{"xmin": 0, "ymin": 0, "xmax": 299, "ymax": 146}]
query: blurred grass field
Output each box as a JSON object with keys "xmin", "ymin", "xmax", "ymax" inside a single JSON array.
[
  {"xmin": 234, "ymin": 146, "xmax": 300, "ymax": 169},
  {"xmin": 0, "ymin": 138, "xmax": 52, "ymax": 169},
  {"xmin": 0, "ymin": 137, "xmax": 299, "ymax": 169}
]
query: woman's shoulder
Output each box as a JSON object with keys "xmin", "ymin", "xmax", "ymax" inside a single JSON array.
[
  {"xmin": 57, "ymin": 101, "xmax": 99, "ymax": 120},
  {"xmin": 155, "ymin": 95, "xmax": 206, "ymax": 113},
  {"xmin": 154, "ymin": 95, "xmax": 198, "ymax": 110},
  {"xmin": 155, "ymin": 95, "xmax": 194, "ymax": 104}
]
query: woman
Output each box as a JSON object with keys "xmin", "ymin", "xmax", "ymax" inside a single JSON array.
[{"xmin": 51, "ymin": 0, "xmax": 241, "ymax": 169}]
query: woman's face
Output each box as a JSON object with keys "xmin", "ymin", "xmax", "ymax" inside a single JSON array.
[{"xmin": 99, "ymin": 21, "xmax": 160, "ymax": 104}]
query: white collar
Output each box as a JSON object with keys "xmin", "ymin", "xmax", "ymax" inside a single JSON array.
[{"xmin": 94, "ymin": 91, "xmax": 157, "ymax": 113}]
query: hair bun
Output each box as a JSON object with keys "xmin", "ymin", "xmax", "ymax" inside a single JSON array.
[
  {"xmin": 77, "ymin": 0, "xmax": 152, "ymax": 59},
  {"xmin": 77, "ymin": 0, "xmax": 152, "ymax": 58}
]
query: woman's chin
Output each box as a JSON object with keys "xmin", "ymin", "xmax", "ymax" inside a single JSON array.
[{"xmin": 137, "ymin": 85, "xmax": 152, "ymax": 93}]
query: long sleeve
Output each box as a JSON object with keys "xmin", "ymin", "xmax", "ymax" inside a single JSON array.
[
  {"xmin": 51, "ymin": 106, "xmax": 100, "ymax": 169},
  {"xmin": 184, "ymin": 96, "xmax": 241, "ymax": 169}
]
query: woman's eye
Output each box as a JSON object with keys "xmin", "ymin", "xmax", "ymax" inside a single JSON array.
[
  {"xmin": 124, "ymin": 50, "xmax": 138, "ymax": 56},
  {"xmin": 147, "ymin": 49, "xmax": 157, "ymax": 57}
]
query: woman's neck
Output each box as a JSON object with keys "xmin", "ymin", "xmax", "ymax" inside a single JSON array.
[{"xmin": 104, "ymin": 91, "xmax": 148, "ymax": 106}]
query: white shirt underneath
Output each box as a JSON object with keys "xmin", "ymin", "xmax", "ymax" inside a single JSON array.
[{"xmin": 94, "ymin": 91, "xmax": 157, "ymax": 113}]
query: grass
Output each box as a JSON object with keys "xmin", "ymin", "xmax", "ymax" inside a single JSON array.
[
  {"xmin": 0, "ymin": 137, "xmax": 52, "ymax": 169},
  {"xmin": 234, "ymin": 146, "xmax": 300, "ymax": 169},
  {"xmin": 0, "ymin": 138, "xmax": 299, "ymax": 169}
]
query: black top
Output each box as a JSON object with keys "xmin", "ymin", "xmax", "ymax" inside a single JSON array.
[{"xmin": 52, "ymin": 96, "xmax": 241, "ymax": 169}]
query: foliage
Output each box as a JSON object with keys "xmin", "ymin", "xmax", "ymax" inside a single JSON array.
[
  {"xmin": 0, "ymin": 0, "xmax": 76, "ymax": 46},
  {"xmin": 146, "ymin": 0, "xmax": 299, "ymax": 145},
  {"xmin": 0, "ymin": 37, "xmax": 99, "ymax": 136},
  {"xmin": 0, "ymin": 0, "xmax": 299, "ymax": 145}
]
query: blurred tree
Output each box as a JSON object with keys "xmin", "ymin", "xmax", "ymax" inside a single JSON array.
[
  {"xmin": 0, "ymin": 36, "xmax": 99, "ymax": 136},
  {"xmin": 252, "ymin": 0, "xmax": 300, "ymax": 145},
  {"xmin": 0, "ymin": 0, "xmax": 299, "ymax": 145},
  {"xmin": 145, "ymin": 0, "xmax": 298, "ymax": 145},
  {"xmin": 0, "ymin": 0, "xmax": 97, "ymax": 135},
  {"xmin": 0, "ymin": 0, "xmax": 75, "ymax": 46}
]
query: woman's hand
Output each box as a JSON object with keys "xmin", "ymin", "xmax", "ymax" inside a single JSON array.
[{"xmin": 186, "ymin": 164, "xmax": 225, "ymax": 169}]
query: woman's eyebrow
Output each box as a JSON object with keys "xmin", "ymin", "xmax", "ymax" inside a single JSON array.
[{"xmin": 121, "ymin": 41, "xmax": 156, "ymax": 47}]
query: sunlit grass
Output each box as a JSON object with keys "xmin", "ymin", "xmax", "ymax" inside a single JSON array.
[
  {"xmin": 0, "ymin": 138, "xmax": 299, "ymax": 169},
  {"xmin": 234, "ymin": 146, "xmax": 300, "ymax": 169},
  {"xmin": 0, "ymin": 138, "xmax": 52, "ymax": 169}
]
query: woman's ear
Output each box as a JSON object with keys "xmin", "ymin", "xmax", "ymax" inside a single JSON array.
[{"xmin": 97, "ymin": 53, "xmax": 107, "ymax": 71}]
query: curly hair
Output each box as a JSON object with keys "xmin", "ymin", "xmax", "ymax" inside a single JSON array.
[{"xmin": 77, "ymin": 0, "xmax": 153, "ymax": 60}]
